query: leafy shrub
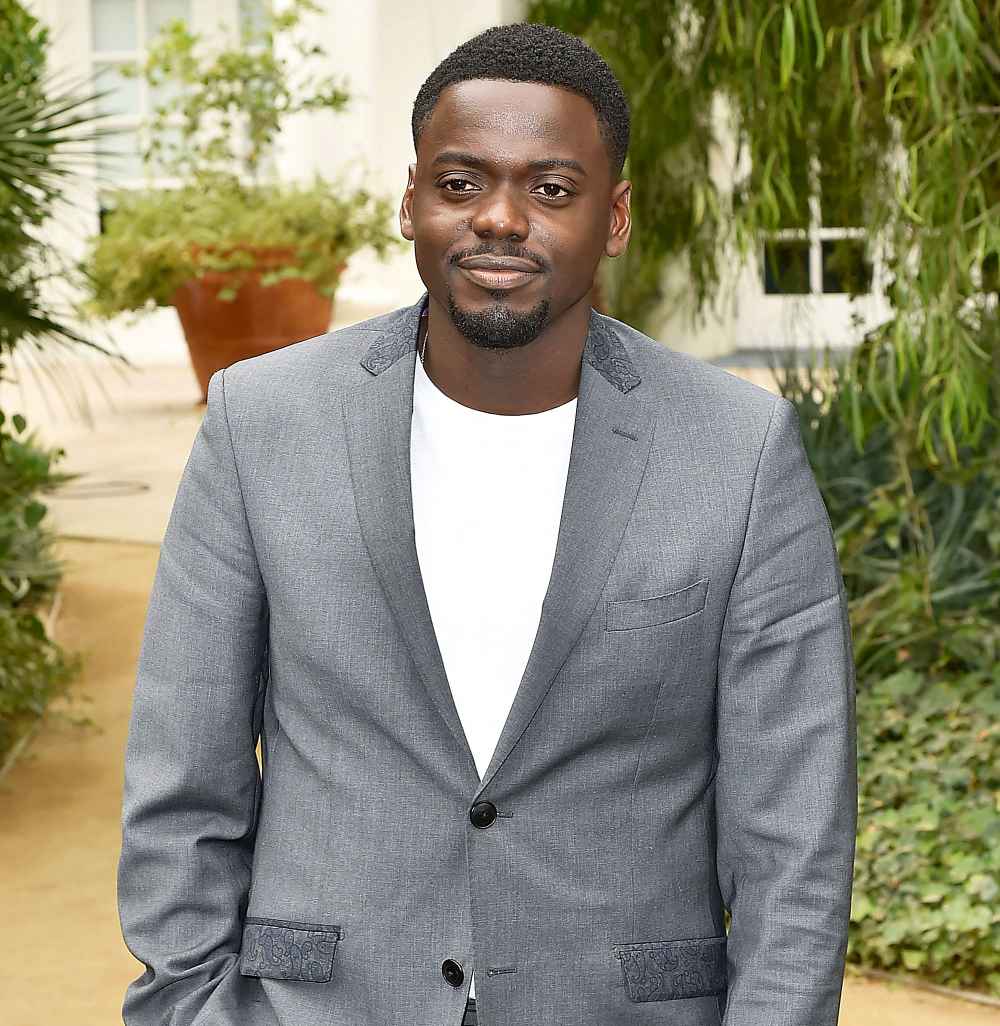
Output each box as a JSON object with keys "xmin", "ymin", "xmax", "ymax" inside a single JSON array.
[
  {"xmin": 775, "ymin": 342, "xmax": 1000, "ymax": 685},
  {"xmin": 81, "ymin": 174, "xmax": 400, "ymax": 316},
  {"xmin": 0, "ymin": 407, "xmax": 84, "ymax": 766},
  {"xmin": 0, "ymin": 0, "xmax": 101, "ymax": 768},
  {"xmin": 851, "ymin": 667, "xmax": 1000, "ymax": 993},
  {"xmin": 773, "ymin": 344, "xmax": 1000, "ymax": 996},
  {"xmin": 78, "ymin": 0, "xmax": 402, "ymax": 318},
  {"xmin": 0, "ymin": 607, "xmax": 82, "ymax": 765}
]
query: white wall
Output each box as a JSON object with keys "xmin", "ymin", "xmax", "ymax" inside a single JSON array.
[
  {"xmin": 25, "ymin": 0, "xmax": 528, "ymax": 366},
  {"xmin": 24, "ymin": 0, "xmax": 889, "ymax": 366},
  {"xmin": 273, "ymin": 0, "xmax": 530, "ymax": 313},
  {"xmin": 26, "ymin": 0, "xmax": 244, "ymax": 367}
]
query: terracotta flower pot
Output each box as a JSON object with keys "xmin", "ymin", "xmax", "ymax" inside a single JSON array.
[{"xmin": 171, "ymin": 245, "xmax": 345, "ymax": 403}]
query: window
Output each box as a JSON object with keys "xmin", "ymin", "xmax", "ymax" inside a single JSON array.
[
  {"xmin": 238, "ymin": 0, "xmax": 268, "ymax": 40},
  {"xmin": 90, "ymin": 0, "xmax": 273, "ymax": 227},
  {"xmin": 91, "ymin": 0, "xmax": 193, "ymax": 186},
  {"xmin": 762, "ymin": 146, "xmax": 873, "ymax": 297}
]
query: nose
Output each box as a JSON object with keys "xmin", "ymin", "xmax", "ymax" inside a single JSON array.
[{"xmin": 471, "ymin": 184, "xmax": 529, "ymax": 241}]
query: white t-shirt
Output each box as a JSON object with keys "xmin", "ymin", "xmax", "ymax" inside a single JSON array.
[{"xmin": 409, "ymin": 346, "xmax": 578, "ymax": 1000}]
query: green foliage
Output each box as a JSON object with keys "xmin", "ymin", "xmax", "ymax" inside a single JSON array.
[
  {"xmin": 0, "ymin": 406, "xmax": 79, "ymax": 608},
  {"xmin": 0, "ymin": 0, "xmax": 59, "ymax": 302},
  {"xmin": 773, "ymin": 340, "xmax": 1000, "ymax": 683},
  {"xmin": 81, "ymin": 174, "xmax": 400, "ymax": 315},
  {"xmin": 0, "ymin": 0, "xmax": 103, "ymax": 766},
  {"xmin": 79, "ymin": 0, "xmax": 402, "ymax": 315},
  {"xmin": 772, "ymin": 344, "xmax": 1000, "ymax": 995},
  {"xmin": 0, "ymin": 75, "xmax": 123, "ymax": 355},
  {"xmin": 0, "ymin": 406, "xmax": 83, "ymax": 766},
  {"xmin": 851, "ymin": 666, "xmax": 999, "ymax": 993},
  {"xmin": 0, "ymin": 0, "xmax": 121, "ymax": 356},
  {"xmin": 0, "ymin": 605, "xmax": 82, "ymax": 766},
  {"xmin": 526, "ymin": 0, "xmax": 1000, "ymax": 465},
  {"xmin": 0, "ymin": 0, "xmax": 47, "ymax": 87},
  {"xmin": 121, "ymin": 0, "xmax": 351, "ymax": 182}
]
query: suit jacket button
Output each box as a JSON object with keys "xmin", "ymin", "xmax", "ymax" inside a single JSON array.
[
  {"xmin": 441, "ymin": 958, "xmax": 465, "ymax": 987},
  {"xmin": 470, "ymin": 800, "xmax": 497, "ymax": 828}
]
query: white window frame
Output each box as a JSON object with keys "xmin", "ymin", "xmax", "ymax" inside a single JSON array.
[
  {"xmin": 88, "ymin": 0, "xmax": 255, "ymax": 197},
  {"xmin": 762, "ymin": 152, "xmax": 880, "ymax": 298},
  {"xmin": 733, "ymin": 145, "xmax": 894, "ymax": 353}
]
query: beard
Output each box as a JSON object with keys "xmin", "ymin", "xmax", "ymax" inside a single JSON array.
[{"xmin": 447, "ymin": 288, "xmax": 551, "ymax": 351}]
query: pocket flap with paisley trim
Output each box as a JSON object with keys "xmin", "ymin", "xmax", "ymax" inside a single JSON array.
[
  {"xmin": 612, "ymin": 934, "xmax": 727, "ymax": 1001},
  {"xmin": 239, "ymin": 916, "xmax": 342, "ymax": 983}
]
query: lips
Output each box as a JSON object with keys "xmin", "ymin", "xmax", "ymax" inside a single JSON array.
[
  {"xmin": 456, "ymin": 256, "xmax": 542, "ymax": 291},
  {"xmin": 458, "ymin": 256, "xmax": 541, "ymax": 272}
]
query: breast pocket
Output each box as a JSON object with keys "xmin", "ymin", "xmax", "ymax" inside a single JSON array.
[{"xmin": 605, "ymin": 577, "xmax": 709, "ymax": 631}]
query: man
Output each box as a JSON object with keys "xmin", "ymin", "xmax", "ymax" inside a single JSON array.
[{"xmin": 118, "ymin": 21, "xmax": 857, "ymax": 1026}]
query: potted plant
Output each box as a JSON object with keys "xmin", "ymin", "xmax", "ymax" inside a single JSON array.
[{"xmin": 79, "ymin": 0, "xmax": 401, "ymax": 402}]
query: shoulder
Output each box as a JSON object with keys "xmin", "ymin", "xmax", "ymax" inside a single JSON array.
[
  {"xmin": 599, "ymin": 314, "xmax": 805, "ymax": 505},
  {"xmin": 598, "ymin": 311, "xmax": 784, "ymax": 435},
  {"xmin": 215, "ymin": 303, "xmax": 413, "ymax": 414}
]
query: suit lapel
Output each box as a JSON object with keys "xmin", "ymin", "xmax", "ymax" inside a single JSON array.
[{"xmin": 342, "ymin": 292, "xmax": 654, "ymax": 796}]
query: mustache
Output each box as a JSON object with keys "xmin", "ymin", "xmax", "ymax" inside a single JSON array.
[{"xmin": 451, "ymin": 247, "xmax": 548, "ymax": 271}]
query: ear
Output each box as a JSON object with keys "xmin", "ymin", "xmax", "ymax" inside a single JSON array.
[
  {"xmin": 604, "ymin": 179, "xmax": 631, "ymax": 259},
  {"xmin": 400, "ymin": 163, "xmax": 416, "ymax": 241}
]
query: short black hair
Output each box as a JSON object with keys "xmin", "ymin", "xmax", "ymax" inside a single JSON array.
[{"xmin": 411, "ymin": 22, "xmax": 630, "ymax": 178}]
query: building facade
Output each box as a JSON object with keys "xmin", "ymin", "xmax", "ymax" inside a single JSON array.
[{"xmin": 32, "ymin": 0, "xmax": 890, "ymax": 365}]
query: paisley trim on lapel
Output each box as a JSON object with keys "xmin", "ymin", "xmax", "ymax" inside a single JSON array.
[
  {"xmin": 358, "ymin": 295, "xmax": 427, "ymax": 375},
  {"xmin": 583, "ymin": 310, "xmax": 642, "ymax": 392},
  {"xmin": 359, "ymin": 292, "xmax": 641, "ymax": 394}
]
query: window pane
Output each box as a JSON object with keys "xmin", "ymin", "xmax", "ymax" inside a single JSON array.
[
  {"xmin": 146, "ymin": 0, "xmax": 191, "ymax": 43},
  {"xmin": 819, "ymin": 148, "xmax": 865, "ymax": 228},
  {"xmin": 763, "ymin": 241, "xmax": 811, "ymax": 294},
  {"xmin": 93, "ymin": 63, "xmax": 141, "ymax": 117},
  {"xmin": 821, "ymin": 239, "xmax": 872, "ymax": 294},
  {"xmin": 97, "ymin": 129, "xmax": 145, "ymax": 183},
  {"xmin": 149, "ymin": 75, "xmax": 184, "ymax": 115},
  {"xmin": 239, "ymin": 0, "xmax": 268, "ymax": 39},
  {"xmin": 144, "ymin": 123, "xmax": 186, "ymax": 176},
  {"xmin": 92, "ymin": 0, "xmax": 138, "ymax": 51},
  {"xmin": 981, "ymin": 251, "xmax": 999, "ymax": 293},
  {"xmin": 781, "ymin": 153, "xmax": 811, "ymax": 230},
  {"xmin": 757, "ymin": 136, "xmax": 810, "ymax": 230}
]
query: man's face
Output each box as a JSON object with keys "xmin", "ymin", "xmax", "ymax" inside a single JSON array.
[{"xmin": 400, "ymin": 78, "xmax": 630, "ymax": 351}]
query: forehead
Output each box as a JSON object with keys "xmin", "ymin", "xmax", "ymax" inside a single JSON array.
[{"xmin": 418, "ymin": 78, "xmax": 606, "ymax": 168}]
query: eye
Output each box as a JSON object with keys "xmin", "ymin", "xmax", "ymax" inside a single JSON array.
[
  {"xmin": 534, "ymin": 182, "xmax": 574, "ymax": 199},
  {"xmin": 439, "ymin": 177, "xmax": 478, "ymax": 193},
  {"xmin": 437, "ymin": 178, "xmax": 574, "ymax": 199}
]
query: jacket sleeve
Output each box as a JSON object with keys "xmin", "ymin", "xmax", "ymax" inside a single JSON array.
[
  {"xmin": 118, "ymin": 367, "xmax": 270, "ymax": 1025},
  {"xmin": 715, "ymin": 396, "xmax": 858, "ymax": 1026}
]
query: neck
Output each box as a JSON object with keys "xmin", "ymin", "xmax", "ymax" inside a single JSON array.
[{"xmin": 417, "ymin": 292, "xmax": 590, "ymax": 415}]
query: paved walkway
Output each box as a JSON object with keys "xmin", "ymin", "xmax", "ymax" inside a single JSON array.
[{"xmin": 0, "ymin": 343, "xmax": 996, "ymax": 1024}]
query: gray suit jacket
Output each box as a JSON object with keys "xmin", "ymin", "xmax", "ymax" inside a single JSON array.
[{"xmin": 118, "ymin": 290, "xmax": 857, "ymax": 1026}]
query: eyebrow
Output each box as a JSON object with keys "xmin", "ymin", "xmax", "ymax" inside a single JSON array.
[{"xmin": 430, "ymin": 150, "xmax": 588, "ymax": 176}]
